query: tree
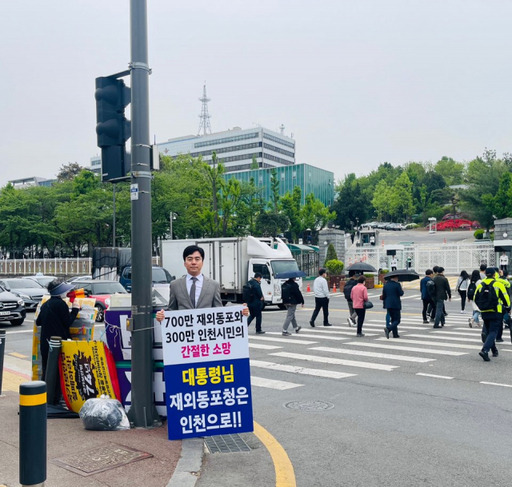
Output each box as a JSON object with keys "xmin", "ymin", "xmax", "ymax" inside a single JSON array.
[
  {"xmin": 57, "ymin": 162, "xmax": 85, "ymax": 182},
  {"xmin": 331, "ymin": 175, "xmax": 369, "ymax": 231},
  {"xmin": 433, "ymin": 156, "xmax": 464, "ymax": 186}
]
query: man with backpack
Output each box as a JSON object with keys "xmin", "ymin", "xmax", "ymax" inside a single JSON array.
[
  {"xmin": 281, "ymin": 277, "xmax": 304, "ymax": 336},
  {"xmin": 245, "ymin": 273, "xmax": 265, "ymax": 334},
  {"xmin": 474, "ymin": 267, "xmax": 510, "ymax": 361}
]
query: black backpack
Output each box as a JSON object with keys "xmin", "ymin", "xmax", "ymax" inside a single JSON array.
[
  {"xmin": 426, "ymin": 279, "xmax": 436, "ymax": 299},
  {"xmin": 343, "ymin": 279, "xmax": 357, "ymax": 300},
  {"xmin": 475, "ymin": 280, "xmax": 498, "ymax": 311},
  {"xmin": 243, "ymin": 282, "xmax": 254, "ymax": 303},
  {"xmin": 281, "ymin": 282, "xmax": 293, "ymax": 304},
  {"xmin": 467, "ymin": 282, "xmax": 477, "ymax": 301}
]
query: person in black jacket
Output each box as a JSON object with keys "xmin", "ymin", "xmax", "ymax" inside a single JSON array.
[
  {"xmin": 282, "ymin": 277, "xmax": 304, "ymax": 336},
  {"xmin": 246, "ymin": 273, "xmax": 265, "ymax": 334},
  {"xmin": 382, "ymin": 275, "xmax": 404, "ymax": 338},
  {"xmin": 433, "ymin": 266, "xmax": 451, "ymax": 328},
  {"xmin": 36, "ymin": 280, "xmax": 80, "ymax": 379}
]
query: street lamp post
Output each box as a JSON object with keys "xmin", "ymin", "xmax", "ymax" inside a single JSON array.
[{"xmin": 169, "ymin": 212, "xmax": 177, "ymax": 239}]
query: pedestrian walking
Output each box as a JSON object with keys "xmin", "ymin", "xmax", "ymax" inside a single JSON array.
[
  {"xmin": 420, "ymin": 269, "xmax": 435, "ymax": 324},
  {"xmin": 390, "ymin": 257, "xmax": 398, "ymax": 271},
  {"xmin": 467, "ymin": 269, "xmax": 481, "ymax": 328},
  {"xmin": 245, "ymin": 272, "xmax": 266, "ymax": 334},
  {"xmin": 479, "ymin": 263, "xmax": 487, "ymax": 281},
  {"xmin": 350, "ymin": 275, "xmax": 369, "ymax": 337},
  {"xmin": 309, "ymin": 268, "xmax": 332, "ymax": 327},
  {"xmin": 433, "ymin": 266, "xmax": 451, "ymax": 328},
  {"xmin": 474, "ymin": 267, "xmax": 510, "ymax": 361},
  {"xmin": 382, "ymin": 275, "xmax": 404, "ymax": 338},
  {"xmin": 499, "ymin": 252, "xmax": 509, "ymax": 274},
  {"xmin": 281, "ymin": 277, "xmax": 304, "ymax": 336},
  {"xmin": 343, "ymin": 273, "xmax": 359, "ymax": 327},
  {"xmin": 455, "ymin": 270, "xmax": 470, "ymax": 313},
  {"xmin": 496, "ymin": 269, "xmax": 510, "ymax": 343}
]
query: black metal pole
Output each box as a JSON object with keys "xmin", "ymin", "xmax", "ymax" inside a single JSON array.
[
  {"xmin": 127, "ymin": 0, "xmax": 160, "ymax": 428},
  {"xmin": 0, "ymin": 329, "xmax": 5, "ymax": 395},
  {"xmin": 45, "ymin": 336, "xmax": 62, "ymax": 406},
  {"xmin": 19, "ymin": 381, "xmax": 47, "ymax": 486}
]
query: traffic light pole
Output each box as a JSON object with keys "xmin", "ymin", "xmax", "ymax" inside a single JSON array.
[{"xmin": 127, "ymin": 0, "xmax": 160, "ymax": 428}]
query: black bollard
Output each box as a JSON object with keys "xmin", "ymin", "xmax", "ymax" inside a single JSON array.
[
  {"xmin": 0, "ymin": 329, "xmax": 5, "ymax": 395},
  {"xmin": 45, "ymin": 336, "xmax": 62, "ymax": 406},
  {"xmin": 19, "ymin": 381, "xmax": 47, "ymax": 486}
]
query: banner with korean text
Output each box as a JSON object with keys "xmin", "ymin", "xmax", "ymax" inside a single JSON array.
[{"xmin": 161, "ymin": 305, "xmax": 253, "ymax": 440}]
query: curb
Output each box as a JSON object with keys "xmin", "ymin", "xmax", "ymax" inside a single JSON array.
[{"xmin": 166, "ymin": 437, "xmax": 205, "ymax": 487}]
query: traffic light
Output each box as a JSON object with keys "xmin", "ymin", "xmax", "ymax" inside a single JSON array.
[{"xmin": 95, "ymin": 76, "xmax": 131, "ymax": 181}]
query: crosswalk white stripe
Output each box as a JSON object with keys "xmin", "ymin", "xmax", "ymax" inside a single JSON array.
[
  {"xmin": 311, "ymin": 346, "xmax": 435, "ymax": 363},
  {"xmin": 249, "ymin": 343, "xmax": 282, "ymax": 350},
  {"xmin": 344, "ymin": 342, "xmax": 467, "ymax": 356},
  {"xmin": 303, "ymin": 328, "xmax": 378, "ymax": 336},
  {"xmin": 480, "ymin": 381, "xmax": 512, "ymax": 388},
  {"xmin": 276, "ymin": 332, "xmax": 349, "ymax": 341},
  {"xmin": 406, "ymin": 333, "xmax": 484, "ymax": 343},
  {"xmin": 250, "ymin": 336, "xmax": 318, "ymax": 345},
  {"xmin": 375, "ymin": 338, "xmax": 478, "ymax": 349},
  {"xmin": 250, "ymin": 360, "xmax": 356, "ymax": 379},
  {"xmin": 250, "ymin": 376, "xmax": 303, "ymax": 390},
  {"xmin": 271, "ymin": 351, "xmax": 398, "ymax": 371},
  {"xmin": 417, "ymin": 373, "xmax": 454, "ymax": 380}
]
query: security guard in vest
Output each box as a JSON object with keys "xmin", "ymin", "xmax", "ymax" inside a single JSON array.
[
  {"xmin": 475, "ymin": 267, "xmax": 510, "ymax": 361},
  {"xmin": 496, "ymin": 269, "xmax": 511, "ymax": 342}
]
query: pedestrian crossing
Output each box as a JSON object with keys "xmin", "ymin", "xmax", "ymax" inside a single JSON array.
[{"xmin": 248, "ymin": 313, "xmax": 512, "ymax": 390}]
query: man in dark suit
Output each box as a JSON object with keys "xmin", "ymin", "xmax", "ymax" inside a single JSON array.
[
  {"xmin": 246, "ymin": 272, "xmax": 265, "ymax": 334},
  {"xmin": 382, "ymin": 275, "xmax": 404, "ymax": 338},
  {"xmin": 156, "ymin": 245, "xmax": 248, "ymax": 321}
]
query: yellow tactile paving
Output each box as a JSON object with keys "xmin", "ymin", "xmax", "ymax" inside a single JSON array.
[{"xmin": 2, "ymin": 368, "xmax": 30, "ymax": 392}]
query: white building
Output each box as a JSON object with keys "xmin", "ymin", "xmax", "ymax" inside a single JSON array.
[{"xmin": 157, "ymin": 126, "xmax": 295, "ymax": 173}]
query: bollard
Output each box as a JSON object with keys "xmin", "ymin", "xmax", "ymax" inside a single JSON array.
[
  {"xmin": 45, "ymin": 336, "xmax": 62, "ymax": 406},
  {"xmin": 20, "ymin": 381, "xmax": 47, "ymax": 487},
  {"xmin": 0, "ymin": 329, "xmax": 5, "ymax": 395}
]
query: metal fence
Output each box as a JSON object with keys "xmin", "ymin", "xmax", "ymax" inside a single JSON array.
[
  {"xmin": 345, "ymin": 242, "xmax": 496, "ymax": 275},
  {"xmin": 0, "ymin": 258, "xmax": 92, "ymax": 277}
]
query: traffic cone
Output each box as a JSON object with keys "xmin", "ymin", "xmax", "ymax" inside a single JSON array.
[
  {"xmin": 306, "ymin": 283, "xmax": 311, "ymax": 293},
  {"xmin": 333, "ymin": 283, "xmax": 337, "ymax": 293}
]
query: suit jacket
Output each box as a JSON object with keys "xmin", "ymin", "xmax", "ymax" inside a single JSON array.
[
  {"xmin": 168, "ymin": 275, "xmax": 223, "ymax": 310},
  {"xmin": 382, "ymin": 280, "xmax": 404, "ymax": 310}
]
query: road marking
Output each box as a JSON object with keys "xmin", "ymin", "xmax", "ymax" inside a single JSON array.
[
  {"xmin": 250, "ymin": 359, "xmax": 356, "ymax": 379},
  {"xmin": 481, "ymin": 381, "xmax": 512, "ymax": 388},
  {"xmin": 8, "ymin": 352, "xmax": 27, "ymax": 359},
  {"xmin": 304, "ymin": 329, "xmax": 378, "ymax": 337},
  {"xmin": 253, "ymin": 421, "xmax": 296, "ymax": 487},
  {"xmin": 251, "ymin": 335, "xmax": 317, "ymax": 345},
  {"xmin": 251, "ymin": 376, "xmax": 303, "ymax": 390},
  {"xmin": 2, "ymin": 329, "xmax": 33, "ymax": 334},
  {"xmin": 406, "ymin": 334, "xmax": 484, "ymax": 343},
  {"xmin": 416, "ymin": 373, "xmax": 454, "ymax": 380},
  {"xmin": 344, "ymin": 342, "xmax": 467, "ymax": 356},
  {"xmin": 281, "ymin": 333, "xmax": 349, "ymax": 341},
  {"xmin": 270, "ymin": 351, "xmax": 398, "ymax": 371},
  {"xmin": 311, "ymin": 346, "xmax": 435, "ymax": 363},
  {"xmin": 249, "ymin": 343, "xmax": 282, "ymax": 350},
  {"xmin": 375, "ymin": 338, "xmax": 478, "ymax": 349}
]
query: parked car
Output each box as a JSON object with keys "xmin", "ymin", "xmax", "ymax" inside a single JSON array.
[
  {"xmin": 74, "ymin": 279, "xmax": 129, "ymax": 322},
  {"xmin": 65, "ymin": 275, "xmax": 93, "ymax": 284},
  {"xmin": 0, "ymin": 278, "xmax": 46, "ymax": 311},
  {"xmin": 0, "ymin": 284, "xmax": 26, "ymax": 326},
  {"xmin": 22, "ymin": 273, "xmax": 58, "ymax": 288},
  {"xmin": 119, "ymin": 266, "xmax": 174, "ymax": 293}
]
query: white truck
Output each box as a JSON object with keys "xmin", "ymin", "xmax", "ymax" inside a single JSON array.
[{"xmin": 159, "ymin": 236, "xmax": 302, "ymax": 307}]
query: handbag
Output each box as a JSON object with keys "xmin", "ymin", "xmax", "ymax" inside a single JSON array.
[{"xmin": 364, "ymin": 300, "xmax": 374, "ymax": 309}]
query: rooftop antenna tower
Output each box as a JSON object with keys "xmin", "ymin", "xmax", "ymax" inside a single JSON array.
[
  {"xmin": 198, "ymin": 83, "xmax": 212, "ymax": 136},
  {"xmin": 279, "ymin": 124, "xmax": 285, "ymax": 135}
]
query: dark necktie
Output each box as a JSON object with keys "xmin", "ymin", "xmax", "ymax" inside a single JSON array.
[{"xmin": 190, "ymin": 277, "xmax": 197, "ymax": 308}]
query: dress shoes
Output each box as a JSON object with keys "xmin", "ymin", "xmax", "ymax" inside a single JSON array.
[
  {"xmin": 356, "ymin": 333, "xmax": 365, "ymax": 337},
  {"xmin": 492, "ymin": 350, "xmax": 499, "ymax": 357},
  {"xmin": 393, "ymin": 334, "xmax": 400, "ymax": 338},
  {"xmin": 323, "ymin": 323, "xmax": 333, "ymax": 327},
  {"xmin": 479, "ymin": 350, "xmax": 490, "ymax": 362},
  {"xmin": 433, "ymin": 325, "xmax": 441, "ymax": 329},
  {"xmin": 255, "ymin": 330, "xmax": 266, "ymax": 334},
  {"xmin": 384, "ymin": 327, "xmax": 390, "ymax": 339},
  {"xmin": 496, "ymin": 338, "xmax": 504, "ymax": 343},
  {"xmin": 309, "ymin": 320, "xmax": 315, "ymax": 327}
]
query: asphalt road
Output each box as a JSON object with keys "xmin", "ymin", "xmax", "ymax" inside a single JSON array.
[{"xmin": 4, "ymin": 284, "xmax": 512, "ymax": 486}]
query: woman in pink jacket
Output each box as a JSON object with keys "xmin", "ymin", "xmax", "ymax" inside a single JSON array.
[{"xmin": 350, "ymin": 275, "xmax": 368, "ymax": 337}]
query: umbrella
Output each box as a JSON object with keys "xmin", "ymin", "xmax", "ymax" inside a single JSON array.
[
  {"xmin": 383, "ymin": 269, "xmax": 420, "ymax": 282},
  {"xmin": 275, "ymin": 270, "xmax": 307, "ymax": 279},
  {"xmin": 347, "ymin": 262, "xmax": 377, "ymax": 273}
]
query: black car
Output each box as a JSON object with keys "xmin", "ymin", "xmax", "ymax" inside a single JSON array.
[
  {"xmin": 0, "ymin": 278, "xmax": 46, "ymax": 311},
  {"xmin": 0, "ymin": 284, "xmax": 26, "ymax": 326}
]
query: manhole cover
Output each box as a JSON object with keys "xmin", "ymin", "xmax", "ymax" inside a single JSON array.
[
  {"xmin": 52, "ymin": 443, "xmax": 153, "ymax": 476},
  {"xmin": 284, "ymin": 400, "xmax": 335, "ymax": 412},
  {"xmin": 204, "ymin": 434, "xmax": 252, "ymax": 453}
]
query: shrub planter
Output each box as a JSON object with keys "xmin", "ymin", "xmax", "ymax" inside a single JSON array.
[
  {"xmin": 365, "ymin": 276, "xmax": 375, "ymax": 289},
  {"xmin": 328, "ymin": 275, "xmax": 343, "ymax": 291}
]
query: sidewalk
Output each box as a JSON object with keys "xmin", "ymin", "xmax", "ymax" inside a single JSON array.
[{"xmin": 0, "ymin": 365, "xmax": 204, "ymax": 487}]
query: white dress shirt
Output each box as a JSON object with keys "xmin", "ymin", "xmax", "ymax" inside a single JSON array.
[{"xmin": 186, "ymin": 274, "xmax": 203, "ymax": 304}]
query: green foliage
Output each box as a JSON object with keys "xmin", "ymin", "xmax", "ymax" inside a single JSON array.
[
  {"xmin": 325, "ymin": 243, "xmax": 337, "ymax": 263},
  {"xmin": 325, "ymin": 259, "xmax": 344, "ymax": 275},
  {"xmin": 474, "ymin": 229, "xmax": 484, "ymax": 239}
]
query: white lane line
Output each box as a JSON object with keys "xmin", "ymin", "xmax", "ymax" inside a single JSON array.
[
  {"xmin": 281, "ymin": 333, "xmax": 349, "ymax": 341},
  {"xmin": 417, "ymin": 373, "xmax": 454, "ymax": 380},
  {"xmin": 250, "ymin": 359, "xmax": 356, "ymax": 379},
  {"xmin": 251, "ymin": 335, "xmax": 317, "ymax": 345},
  {"xmin": 270, "ymin": 351, "xmax": 398, "ymax": 371},
  {"xmin": 311, "ymin": 346, "xmax": 435, "ymax": 363},
  {"xmin": 249, "ymin": 343, "xmax": 282, "ymax": 350},
  {"xmin": 363, "ymin": 323, "xmax": 429, "ymax": 330},
  {"xmin": 3, "ymin": 329, "xmax": 33, "ymax": 334},
  {"xmin": 303, "ymin": 328, "xmax": 378, "ymax": 336},
  {"xmin": 481, "ymin": 381, "xmax": 512, "ymax": 388},
  {"xmin": 405, "ymin": 334, "xmax": 483, "ymax": 343},
  {"xmin": 344, "ymin": 342, "xmax": 467, "ymax": 356},
  {"xmin": 250, "ymin": 376, "xmax": 303, "ymax": 390},
  {"xmin": 375, "ymin": 338, "xmax": 478, "ymax": 349}
]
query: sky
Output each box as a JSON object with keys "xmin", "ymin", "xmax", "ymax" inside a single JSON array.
[{"xmin": 1, "ymin": 0, "xmax": 511, "ymax": 188}]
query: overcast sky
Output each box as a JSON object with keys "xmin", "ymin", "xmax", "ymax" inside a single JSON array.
[{"xmin": 1, "ymin": 0, "xmax": 510, "ymax": 188}]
